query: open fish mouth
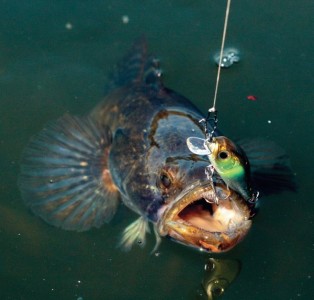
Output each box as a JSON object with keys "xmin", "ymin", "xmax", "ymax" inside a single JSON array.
[{"xmin": 157, "ymin": 182, "xmax": 252, "ymax": 252}]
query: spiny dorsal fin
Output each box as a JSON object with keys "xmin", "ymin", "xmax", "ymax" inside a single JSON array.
[{"xmin": 108, "ymin": 36, "xmax": 163, "ymax": 90}]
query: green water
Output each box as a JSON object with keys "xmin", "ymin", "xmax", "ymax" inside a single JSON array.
[{"xmin": 1, "ymin": 0, "xmax": 313, "ymax": 299}]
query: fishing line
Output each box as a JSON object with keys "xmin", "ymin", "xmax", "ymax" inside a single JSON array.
[
  {"xmin": 212, "ymin": 0, "xmax": 231, "ymax": 112},
  {"xmin": 188, "ymin": 0, "xmax": 233, "ymax": 202},
  {"xmin": 201, "ymin": 0, "xmax": 232, "ymax": 140},
  {"xmin": 188, "ymin": 0, "xmax": 259, "ymax": 207}
]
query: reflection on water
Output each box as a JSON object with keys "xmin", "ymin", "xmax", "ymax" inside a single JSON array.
[
  {"xmin": 202, "ymin": 258, "xmax": 241, "ymax": 299},
  {"xmin": 0, "ymin": 0, "xmax": 313, "ymax": 299}
]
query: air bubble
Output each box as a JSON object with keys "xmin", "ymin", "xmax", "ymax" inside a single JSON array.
[
  {"xmin": 122, "ymin": 15, "xmax": 129, "ymax": 24},
  {"xmin": 214, "ymin": 48, "xmax": 240, "ymax": 68},
  {"xmin": 65, "ymin": 22, "xmax": 73, "ymax": 30}
]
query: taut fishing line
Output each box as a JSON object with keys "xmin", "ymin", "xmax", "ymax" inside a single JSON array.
[{"xmin": 200, "ymin": 0, "xmax": 231, "ymax": 141}]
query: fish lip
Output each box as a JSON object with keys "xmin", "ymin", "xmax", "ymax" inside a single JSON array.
[{"xmin": 157, "ymin": 181, "xmax": 252, "ymax": 253}]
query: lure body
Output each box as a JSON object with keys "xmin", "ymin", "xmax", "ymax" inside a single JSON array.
[{"xmin": 187, "ymin": 136, "xmax": 254, "ymax": 201}]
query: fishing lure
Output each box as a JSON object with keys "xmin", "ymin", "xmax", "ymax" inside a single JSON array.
[{"xmin": 187, "ymin": 135, "xmax": 257, "ymax": 202}]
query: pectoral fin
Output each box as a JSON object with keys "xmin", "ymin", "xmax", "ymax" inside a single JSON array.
[
  {"xmin": 119, "ymin": 217, "xmax": 150, "ymax": 251},
  {"xmin": 19, "ymin": 114, "xmax": 120, "ymax": 231}
]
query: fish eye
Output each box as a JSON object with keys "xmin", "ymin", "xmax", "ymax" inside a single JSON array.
[
  {"xmin": 218, "ymin": 151, "xmax": 229, "ymax": 159},
  {"xmin": 160, "ymin": 173, "xmax": 171, "ymax": 189}
]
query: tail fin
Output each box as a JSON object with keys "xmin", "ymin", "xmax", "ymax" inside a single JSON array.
[
  {"xmin": 19, "ymin": 115, "xmax": 120, "ymax": 231},
  {"xmin": 238, "ymin": 138, "xmax": 297, "ymax": 196},
  {"xmin": 108, "ymin": 36, "xmax": 163, "ymax": 90}
]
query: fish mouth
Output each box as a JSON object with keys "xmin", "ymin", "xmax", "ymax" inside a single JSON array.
[{"xmin": 157, "ymin": 182, "xmax": 252, "ymax": 252}]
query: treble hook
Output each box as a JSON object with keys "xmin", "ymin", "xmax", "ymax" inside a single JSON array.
[
  {"xmin": 247, "ymin": 191, "xmax": 259, "ymax": 218},
  {"xmin": 205, "ymin": 165, "xmax": 219, "ymax": 205},
  {"xmin": 197, "ymin": 108, "xmax": 220, "ymax": 203},
  {"xmin": 199, "ymin": 108, "xmax": 219, "ymax": 141},
  {"xmin": 248, "ymin": 191, "xmax": 259, "ymax": 204}
]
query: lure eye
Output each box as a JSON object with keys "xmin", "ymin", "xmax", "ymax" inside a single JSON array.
[
  {"xmin": 160, "ymin": 174, "xmax": 171, "ymax": 189},
  {"xmin": 218, "ymin": 151, "xmax": 229, "ymax": 160}
]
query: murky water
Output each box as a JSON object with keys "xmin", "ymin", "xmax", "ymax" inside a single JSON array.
[{"xmin": 1, "ymin": 0, "xmax": 313, "ymax": 299}]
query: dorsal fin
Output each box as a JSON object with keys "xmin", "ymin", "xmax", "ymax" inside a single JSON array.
[{"xmin": 108, "ymin": 36, "xmax": 163, "ymax": 90}]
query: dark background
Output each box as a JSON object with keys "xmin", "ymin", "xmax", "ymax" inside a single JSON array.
[{"xmin": 0, "ymin": 0, "xmax": 313, "ymax": 299}]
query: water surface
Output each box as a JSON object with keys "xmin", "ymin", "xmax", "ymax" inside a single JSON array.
[{"xmin": 0, "ymin": 0, "xmax": 313, "ymax": 299}]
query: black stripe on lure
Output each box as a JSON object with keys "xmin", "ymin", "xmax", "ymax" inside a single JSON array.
[{"xmin": 186, "ymin": 135, "xmax": 258, "ymax": 203}]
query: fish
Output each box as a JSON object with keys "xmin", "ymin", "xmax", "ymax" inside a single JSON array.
[
  {"xmin": 18, "ymin": 38, "xmax": 296, "ymax": 253},
  {"xmin": 187, "ymin": 135, "xmax": 256, "ymax": 202}
]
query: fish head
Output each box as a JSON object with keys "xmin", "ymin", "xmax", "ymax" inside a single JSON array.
[
  {"xmin": 144, "ymin": 152, "xmax": 252, "ymax": 253},
  {"xmin": 139, "ymin": 130, "xmax": 252, "ymax": 253}
]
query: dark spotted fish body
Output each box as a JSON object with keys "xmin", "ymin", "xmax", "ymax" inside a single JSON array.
[
  {"xmin": 91, "ymin": 70, "xmax": 209, "ymax": 222},
  {"xmin": 19, "ymin": 38, "xmax": 296, "ymax": 252}
]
